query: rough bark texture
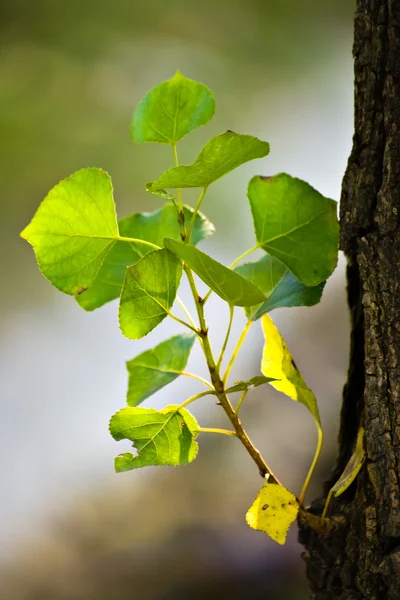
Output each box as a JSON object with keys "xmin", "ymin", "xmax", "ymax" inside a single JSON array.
[{"xmin": 299, "ymin": 1, "xmax": 400, "ymax": 598}]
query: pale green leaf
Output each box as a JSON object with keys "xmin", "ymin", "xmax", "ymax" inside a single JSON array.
[
  {"xmin": 77, "ymin": 205, "xmax": 214, "ymax": 311},
  {"xmin": 235, "ymin": 255, "xmax": 325, "ymax": 321},
  {"xmin": 131, "ymin": 71, "xmax": 215, "ymax": 144},
  {"xmin": 246, "ymin": 483, "xmax": 299, "ymax": 545},
  {"xmin": 163, "ymin": 238, "xmax": 266, "ymax": 307},
  {"xmin": 126, "ymin": 333, "xmax": 196, "ymax": 406},
  {"xmin": 148, "ymin": 131, "xmax": 270, "ymax": 190},
  {"xmin": 109, "ymin": 404, "xmax": 199, "ymax": 471},
  {"xmin": 261, "ymin": 314, "xmax": 321, "ymax": 427},
  {"xmin": 20, "ymin": 168, "xmax": 119, "ymax": 295},
  {"xmin": 119, "ymin": 248, "xmax": 182, "ymax": 339},
  {"xmin": 225, "ymin": 375, "xmax": 275, "ymax": 394},
  {"xmin": 248, "ymin": 174, "xmax": 339, "ymax": 286},
  {"xmin": 332, "ymin": 427, "xmax": 365, "ymax": 497}
]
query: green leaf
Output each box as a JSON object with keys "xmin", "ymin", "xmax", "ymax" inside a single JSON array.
[
  {"xmin": 261, "ymin": 314, "xmax": 321, "ymax": 428},
  {"xmin": 248, "ymin": 174, "xmax": 339, "ymax": 286},
  {"xmin": 119, "ymin": 248, "xmax": 182, "ymax": 339},
  {"xmin": 331, "ymin": 427, "xmax": 365, "ymax": 497},
  {"xmin": 145, "ymin": 183, "xmax": 175, "ymax": 202},
  {"xmin": 109, "ymin": 404, "xmax": 199, "ymax": 471},
  {"xmin": 126, "ymin": 333, "xmax": 196, "ymax": 406},
  {"xmin": 246, "ymin": 483, "xmax": 299, "ymax": 545},
  {"xmin": 77, "ymin": 205, "xmax": 214, "ymax": 311},
  {"xmin": 225, "ymin": 375, "xmax": 275, "ymax": 394},
  {"xmin": 235, "ymin": 255, "xmax": 325, "ymax": 321},
  {"xmin": 163, "ymin": 238, "xmax": 266, "ymax": 307},
  {"xmin": 148, "ymin": 131, "xmax": 270, "ymax": 190},
  {"xmin": 20, "ymin": 168, "xmax": 119, "ymax": 295},
  {"xmin": 131, "ymin": 71, "xmax": 215, "ymax": 144}
]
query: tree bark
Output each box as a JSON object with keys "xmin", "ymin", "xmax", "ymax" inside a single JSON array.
[{"xmin": 299, "ymin": 1, "xmax": 400, "ymax": 598}]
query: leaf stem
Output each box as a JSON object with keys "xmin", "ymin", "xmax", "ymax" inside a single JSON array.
[
  {"xmin": 235, "ymin": 389, "xmax": 249, "ymax": 416},
  {"xmin": 167, "ymin": 310, "xmax": 202, "ymax": 336},
  {"xmin": 181, "ymin": 372, "xmax": 214, "ymax": 389},
  {"xmin": 223, "ymin": 321, "xmax": 253, "ymax": 386},
  {"xmin": 176, "ymin": 296, "xmax": 197, "ymax": 329},
  {"xmin": 299, "ymin": 424, "xmax": 324, "ymax": 506},
  {"xmin": 179, "ymin": 390, "xmax": 215, "ymax": 409},
  {"xmin": 198, "ymin": 427, "xmax": 237, "ymax": 437},
  {"xmin": 187, "ymin": 187, "xmax": 207, "ymax": 243},
  {"xmin": 216, "ymin": 304, "xmax": 234, "ymax": 370},
  {"xmin": 172, "ymin": 144, "xmax": 186, "ymax": 238},
  {"xmin": 321, "ymin": 488, "xmax": 334, "ymax": 520},
  {"xmin": 229, "ymin": 245, "xmax": 260, "ymax": 269},
  {"xmin": 184, "ymin": 264, "xmax": 279, "ymax": 482}
]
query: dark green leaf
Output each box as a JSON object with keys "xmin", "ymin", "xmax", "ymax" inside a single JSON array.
[
  {"xmin": 119, "ymin": 248, "xmax": 182, "ymax": 339},
  {"xmin": 109, "ymin": 405, "xmax": 199, "ymax": 471},
  {"xmin": 131, "ymin": 71, "xmax": 215, "ymax": 144},
  {"xmin": 148, "ymin": 131, "xmax": 270, "ymax": 190},
  {"xmin": 225, "ymin": 375, "xmax": 275, "ymax": 393},
  {"xmin": 248, "ymin": 174, "xmax": 339, "ymax": 286},
  {"xmin": 163, "ymin": 238, "xmax": 266, "ymax": 307},
  {"xmin": 77, "ymin": 204, "xmax": 214, "ymax": 311},
  {"xmin": 20, "ymin": 168, "xmax": 119, "ymax": 295},
  {"xmin": 126, "ymin": 333, "xmax": 196, "ymax": 406},
  {"xmin": 235, "ymin": 255, "xmax": 325, "ymax": 320}
]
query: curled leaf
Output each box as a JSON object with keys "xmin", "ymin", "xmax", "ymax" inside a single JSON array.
[
  {"xmin": 332, "ymin": 427, "xmax": 365, "ymax": 497},
  {"xmin": 246, "ymin": 483, "xmax": 299, "ymax": 545}
]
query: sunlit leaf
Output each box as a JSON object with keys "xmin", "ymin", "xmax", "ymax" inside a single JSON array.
[
  {"xmin": 164, "ymin": 238, "xmax": 266, "ymax": 307},
  {"xmin": 225, "ymin": 375, "xmax": 275, "ymax": 394},
  {"xmin": 261, "ymin": 314, "xmax": 321, "ymax": 427},
  {"xmin": 235, "ymin": 255, "xmax": 325, "ymax": 321},
  {"xmin": 119, "ymin": 248, "xmax": 182, "ymax": 339},
  {"xmin": 77, "ymin": 205, "xmax": 214, "ymax": 311},
  {"xmin": 109, "ymin": 405, "xmax": 199, "ymax": 471},
  {"xmin": 20, "ymin": 168, "xmax": 119, "ymax": 295},
  {"xmin": 131, "ymin": 71, "xmax": 215, "ymax": 144},
  {"xmin": 332, "ymin": 427, "xmax": 365, "ymax": 497},
  {"xmin": 246, "ymin": 483, "xmax": 299, "ymax": 545},
  {"xmin": 248, "ymin": 174, "xmax": 339, "ymax": 286},
  {"xmin": 148, "ymin": 131, "xmax": 270, "ymax": 190},
  {"xmin": 126, "ymin": 333, "xmax": 196, "ymax": 406}
]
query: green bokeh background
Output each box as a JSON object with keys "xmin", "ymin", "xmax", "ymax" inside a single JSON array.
[{"xmin": 1, "ymin": 1, "xmax": 354, "ymax": 598}]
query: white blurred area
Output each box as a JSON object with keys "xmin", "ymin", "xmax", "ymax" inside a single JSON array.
[{"xmin": 0, "ymin": 2, "xmax": 354, "ymax": 597}]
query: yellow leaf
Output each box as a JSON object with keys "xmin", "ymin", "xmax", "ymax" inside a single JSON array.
[
  {"xmin": 261, "ymin": 314, "xmax": 321, "ymax": 427},
  {"xmin": 246, "ymin": 483, "xmax": 299, "ymax": 545}
]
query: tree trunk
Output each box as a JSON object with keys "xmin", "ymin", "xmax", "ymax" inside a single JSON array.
[{"xmin": 299, "ymin": 1, "xmax": 400, "ymax": 598}]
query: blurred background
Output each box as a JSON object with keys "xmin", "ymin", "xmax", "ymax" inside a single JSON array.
[{"xmin": 1, "ymin": 1, "xmax": 355, "ymax": 598}]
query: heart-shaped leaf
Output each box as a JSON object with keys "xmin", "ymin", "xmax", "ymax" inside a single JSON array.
[
  {"xmin": 131, "ymin": 71, "xmax": 215, "ymax": 144},
  {"xmin": 248, "ymin": 174, "xmax": 339, "ymax": 286},
  {"xmin": 261, "ymin": 314, "xmax": 321, "ymax": 427},
  {"xmin": 164, "ymin": 238, "xmax": 266, "ymax": 307},
  {"xmin": 235, "ymin": 254, "xmax": 325, "ymax": 321},
  {"xmin": 119, "ymin": 248, "xmax": 182, "ymax": 339},
  {"xmin": 109, "ymin": 404, "xmax": 199, "ymax": 471},
  {"xmin": 148, "ymin": 131, "xmax": 270, "ymax": 191},
  {"xmin": 246, "ymin": 483, "xmax": 299, "ymax": 545},
  {"xmin": 77, "ymin": 205, "xmax": 214, "ymax": 311},
  {"xmin": 126, "ymin": 333, "xmax": 196, "ymax": 406},
  {"xmin": 21, "ymin": 168, "xmax": 119, "ymax": 295}
]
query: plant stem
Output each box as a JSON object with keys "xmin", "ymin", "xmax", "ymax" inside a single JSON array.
[
  {"xmin": 223, "ymin": 321, "xmax": 252, "ymax": 386},
  {"xmin": 229, "ymin": 245, "xmax": 260, "ymax": 269},
  {"xmin": 198, "ymin": 427, "xmax": 237, "ymax": 437},
  {"xmin": 187, "ymin": 186, "xmax": 207, "ymax": 242},
  {"xmin": 179, "ymin": 390, "xmax": 215, "ymax": 409},
  {"xmin": 235, "ymin": 389, "xmax": 249, "ymax": 416},
  {"xmin": 181, "ymin": 372, "xmax": 214, "ymax": 389},
  {"xmin": 184, "ymin": 265, "xmax": 279, "ymax": 482},
  {"xmin": 216, "ymin": 304, "xmax": 234, "ymax": 369},
  {"xmin": 321, "ymin": 488, "xmax": 334, "ymax": 520},
  {"xmin": 299, "ymin": 424, "xmax": 324, "ymax": 506},
  {"xmin": 117, "ymin": 236, "xmax": 160, "ymax": 249},
  {"xmin": 172, "ymin": 144, "xmax": 186, "ymax": 240}
]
